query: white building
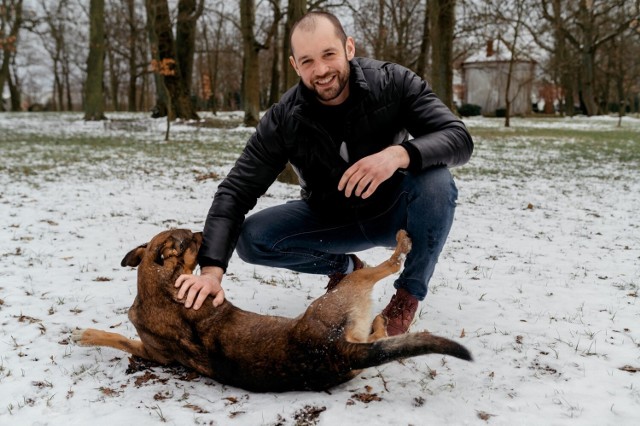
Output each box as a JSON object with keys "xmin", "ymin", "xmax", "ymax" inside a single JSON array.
[{"xmin": 460, "ymin": 40, "xmax": 536, "ymax": 116}]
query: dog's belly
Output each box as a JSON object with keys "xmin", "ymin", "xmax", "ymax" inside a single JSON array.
[
  {"xmin": 206, "ymin": 348, "xmax": 360, "ymax": 392},
  {"xmin": 199, "ymin": 314, "xmax": 359, "ymax": 392}
]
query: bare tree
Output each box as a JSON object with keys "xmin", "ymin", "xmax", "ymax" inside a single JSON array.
[
  {"xmin": 0, "ymin": 0, "xmax": 23, "ymax": 111},
  {"xmin": 240, "ymin": 0, "xmax": 261, "ymax": 126},
  {"xmin": 239, "ymin": 0, "xmax": 283, "ymax": 125},
  {"xmin": 430, "ymin": 0, "xmax": 456, "ymax": 109},
  {"xmin": 33, "ymin": 0, "xmax": 71, "ymax": 111},
  {"xmin": 350, "ymin": 0, "xmax": 426, "ymax": 71},
  {"xmin": 415, "ymin": 0, "xmax": 430, "ymax": 78},
  {"xmin": 540, "ymin": 0, "xmax": 639, "ymax": 116},
  {"xmin": 84, "ymin": 0, "xmax": 106, "ymax": 120},
  {"xmin": 145, "ymin": 0, "xmax": 202, "ymax": 120},
  {"xmin": 282, "ymin": 0, "xmax": 307, "ymax": 91},
  {"xmin": 267, "ymin": 0, "xmax": 283, "ymax": 106}
]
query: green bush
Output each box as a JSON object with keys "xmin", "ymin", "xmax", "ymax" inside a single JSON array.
[{"xmin": 458, "ymin": 103, "xmax": 482, "ymax": 117}]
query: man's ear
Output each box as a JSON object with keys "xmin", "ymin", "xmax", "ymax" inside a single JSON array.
[
  {"xmin": 289, "ymin": 55, "xmax": 301, "ymax": 76},
  {"xmin": 345, "ymin": 37, "xmax": 356, "ymax": 60}
]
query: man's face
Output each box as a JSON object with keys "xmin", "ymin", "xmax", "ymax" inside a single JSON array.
[{"xmin": 289, "ymin": 18, "xmax": 355, "ymax": 106}]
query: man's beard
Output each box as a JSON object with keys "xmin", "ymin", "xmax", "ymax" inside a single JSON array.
[{"xmin": 307, "ymin": 62, "xmax": 350, "ymax": 103}]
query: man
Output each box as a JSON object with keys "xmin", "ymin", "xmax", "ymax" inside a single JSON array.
[{"xmin": 175, "ymin": 11, "xmax": 473, "ymax": 336}]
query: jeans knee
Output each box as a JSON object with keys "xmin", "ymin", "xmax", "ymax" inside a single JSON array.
[
  {"xmin": 409, "ymin": 167, "xmax": 458, "ymax": 207},
  {"xmin": 235, "ymin": 216, "xmax": 266, "ymax": 263},
  {"xmin": 235, "ymin": 229, "xmax": 252, "ymax": 262}
]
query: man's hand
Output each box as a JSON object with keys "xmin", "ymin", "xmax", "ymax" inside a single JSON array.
[
  {"xmin": 338, "ymin": 145, "xmax": 410, "ymax": 199},
  {"xmin": 175, "ymin": 266, "xmax": 225, "ymax": 310}
]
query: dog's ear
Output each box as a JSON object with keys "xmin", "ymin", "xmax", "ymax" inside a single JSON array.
[
  {"xmin": 121, "ymin": 244, "xmax": 148, "ymax": 267},
  {"xmin": 193, "ymin": 232, "xmax": 203, "ymax": 247}
]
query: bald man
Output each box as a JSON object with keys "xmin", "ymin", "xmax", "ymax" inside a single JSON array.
[{"xmin": 176, "ymin": 11, "xmax": 473, "ymax": 336}]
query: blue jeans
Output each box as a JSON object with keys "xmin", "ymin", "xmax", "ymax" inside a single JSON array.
[{"xmin": 236, "ymin": 167, "xmax": 458, "ymax": 301}]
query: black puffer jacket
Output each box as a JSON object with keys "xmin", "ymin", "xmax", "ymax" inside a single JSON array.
[{"xmin": 199, "ymin": 57, "xmax": 473, "ymax": 270}]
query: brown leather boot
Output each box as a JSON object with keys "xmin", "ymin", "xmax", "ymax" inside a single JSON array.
[
  {"xmin": 381, "ymin": 288, "xmax": 419, "ymax": 336},
  {"xmin": 325, "ymin": 254, "xmax": 365, "ymax": 292}
]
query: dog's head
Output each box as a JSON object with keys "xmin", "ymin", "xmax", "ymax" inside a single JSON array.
[{"xmin": 121, "ymin": 229, "xmax": 203, "ymax": 274}]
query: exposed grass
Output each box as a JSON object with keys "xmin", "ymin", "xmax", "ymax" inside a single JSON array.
[
  {"xmin": 1, "ymin": 114, "xmax": 638, "ymax": 183},
  {"xmin": 457, "ymin": 122, "xmax": 640, "ymax": 180},
  {"xmin": 0, "ymin": 118, "xmax": 251, "ymax": 183}
]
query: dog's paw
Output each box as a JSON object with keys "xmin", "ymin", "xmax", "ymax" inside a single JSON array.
[
  {"xmin": 71, "ymin": 328, "xmax": 89, "ymax": 345},
  {"xmin": 395, "ymin": 230, "xmax": 412, "ymax": 254}
]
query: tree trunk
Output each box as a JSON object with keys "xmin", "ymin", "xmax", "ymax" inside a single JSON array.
[
  {"xmin": 84, "ymin": 0, "xmax": 106, "ymax": 121},
  {"xmin": 282, "ymin": 0, "xmax": 306, "ymax": 92},
  {"xmin": 268, "ymin": 0, "xmax": 282, "ymax": 106},
  {"xmin": 126, "ymin": 0, "xmax": 137, "ymax": 111},
  {"xmin": 63, "ymin": 51, "xmax": 73, "ymax": 110},
  {"xmin": 374, "ymin": 0, "xmax": 386, "ymax": 58},
  {"xmin": 269, "ymin": 23, "xmax": 280, "ymax": 106},
  {"xmin": 176, "ymin": 0, "xmax": 203, "ymax": 97},
  {"xmin": 145, "ymin": 0, "xmax": 166, "ymax": 116},
  {"xmin": 9, "ymin": 67, "xmax": 21, "ymax": 110},
  {"xmin": 145, "ymin": 0, "xmax": 199, "ymax": 120},
  {"xmin": 240, "ymin": 0, "xmax": 260, "ymax": 127},
  {"xmin": 577, "ymin": 0, "xmax": 597, "ymax": 116},
  {"xmin": 0, "ymin": 0, "xmax": 23, "ymax": 112},
  {"xmin": 415, "ymin": 0, "xmax": 430, "ymax": 79},
  {"xmin": 107, "ymin": 47, "xmax": 119, "ymax": 110},
  {"xmin": 429, "ymin": 0, "xmax": 455, "ymax": 109},
  {"xmin": 550, "ymin": 0, "xmax": 572, "ymax": 116}
]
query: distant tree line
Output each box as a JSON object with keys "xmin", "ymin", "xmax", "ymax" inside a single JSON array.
[{"xmin": 0, "ymin": 0, "xmax": 639, "ymax": 123}]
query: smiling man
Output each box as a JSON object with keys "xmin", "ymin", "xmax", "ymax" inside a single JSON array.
[{"xmin": 176, "ymin": 11, "xmax": 473, "ymax": 336}]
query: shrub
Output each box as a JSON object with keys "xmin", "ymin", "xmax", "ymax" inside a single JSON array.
[{"xmin": 458, "ymin": 103, "xmax": 482, "ymax": 117}]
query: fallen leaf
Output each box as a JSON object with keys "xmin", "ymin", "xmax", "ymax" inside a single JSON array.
[
  {"xmin": 619, "ymin": 365, "xmax": 640, "ymax": 373},
  {"xmin": 477, "ymin": 410, "xmax": 496, "ymax": 421}
]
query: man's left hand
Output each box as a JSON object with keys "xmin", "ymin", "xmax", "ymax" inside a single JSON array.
[{"xmin": 338, "ymin": 145, "xmax": 410, "ymax": 199}]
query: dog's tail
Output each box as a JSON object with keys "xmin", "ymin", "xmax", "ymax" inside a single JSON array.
[{"xmin": 346, "ymin": 332, "xmax": 472, "ymax": 370}]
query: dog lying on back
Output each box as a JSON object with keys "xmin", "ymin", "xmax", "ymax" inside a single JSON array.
[{"xmin": 73, "ymin": 228, "xmax": 471, "ymax": 392}]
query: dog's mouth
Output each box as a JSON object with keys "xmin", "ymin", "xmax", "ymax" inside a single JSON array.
[
  {"xmin": 155, "ymin": 239, "xmax": 186, "ymax": 266},
  {"xmin": 154, "ymin": 234, "xmax": 201, "ymax": 270}
]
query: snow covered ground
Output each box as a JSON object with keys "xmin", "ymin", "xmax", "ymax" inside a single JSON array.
[{"xmin": 1, "ymin": 112, "xmax": 639, "ymax": 425}]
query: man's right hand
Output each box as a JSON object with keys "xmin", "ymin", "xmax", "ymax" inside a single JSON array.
[{"xmin": 175, "ymin": 266, "xmax": 225, "ymax": 310}]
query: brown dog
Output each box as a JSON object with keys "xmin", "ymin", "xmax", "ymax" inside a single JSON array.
[{"xmin": 73, "ymin": 228, "xmax": 471, "ymax": 392}]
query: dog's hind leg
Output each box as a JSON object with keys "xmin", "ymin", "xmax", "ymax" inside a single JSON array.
[
  {"xmin": 368, "ymin": 314, "xmax": 388, "ymax": 342},
  {"xmin": 342, "ymin": 229, "xmax": 412, "ymax": 289},
  {"xmin": 72, "ymin": 328, "xmax": 151, "ymax": 360}
]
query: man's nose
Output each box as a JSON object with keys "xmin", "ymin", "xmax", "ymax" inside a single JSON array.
[{"xmin": 315, "ymin": 61, "xmax": 330, "ymax": 76}]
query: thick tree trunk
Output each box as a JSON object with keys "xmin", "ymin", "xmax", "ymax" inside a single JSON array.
[
  {"xmin": 84, "ymin": 0, "xmax": 106, "ymax": 121},
  {"xmin": 550, "ymin": 0, "xmax": 573, "ymax": 116},
  {"xmin": 282, "ymin": 0, "xmax": 306, "ymax": 92},
  {"xmin": 240, "ymin": 0, "xmax": 260, "ymax": 127},
  {"xmin": 415, "ymin": 0, "xmax": 430, "ymax": 79},
  {"xmin": 0, "ymin": 0, "xmax": 23, "ymax": 112},
  {"xmin": 577, "ymin": 0, "xmax": 597, "ymax": 116},
  {"xmin": 429, "ymin": 0, "xmax": 455, "ymax": 109},
  {"xmin": 145, "ymin": 0, "xmax": 199, "ymax": 120},
  {"xmin": 145, "ymin": 0, "xmax": 167, "ymax": 116},
  {"xmin": 176, "ymin": 0, "xmax": 203, "ymax": 96}
]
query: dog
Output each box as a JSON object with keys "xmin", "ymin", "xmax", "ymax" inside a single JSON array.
[{"xmin": 72, "ymin": 228, "xmax": 471, "ymax": 392}]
